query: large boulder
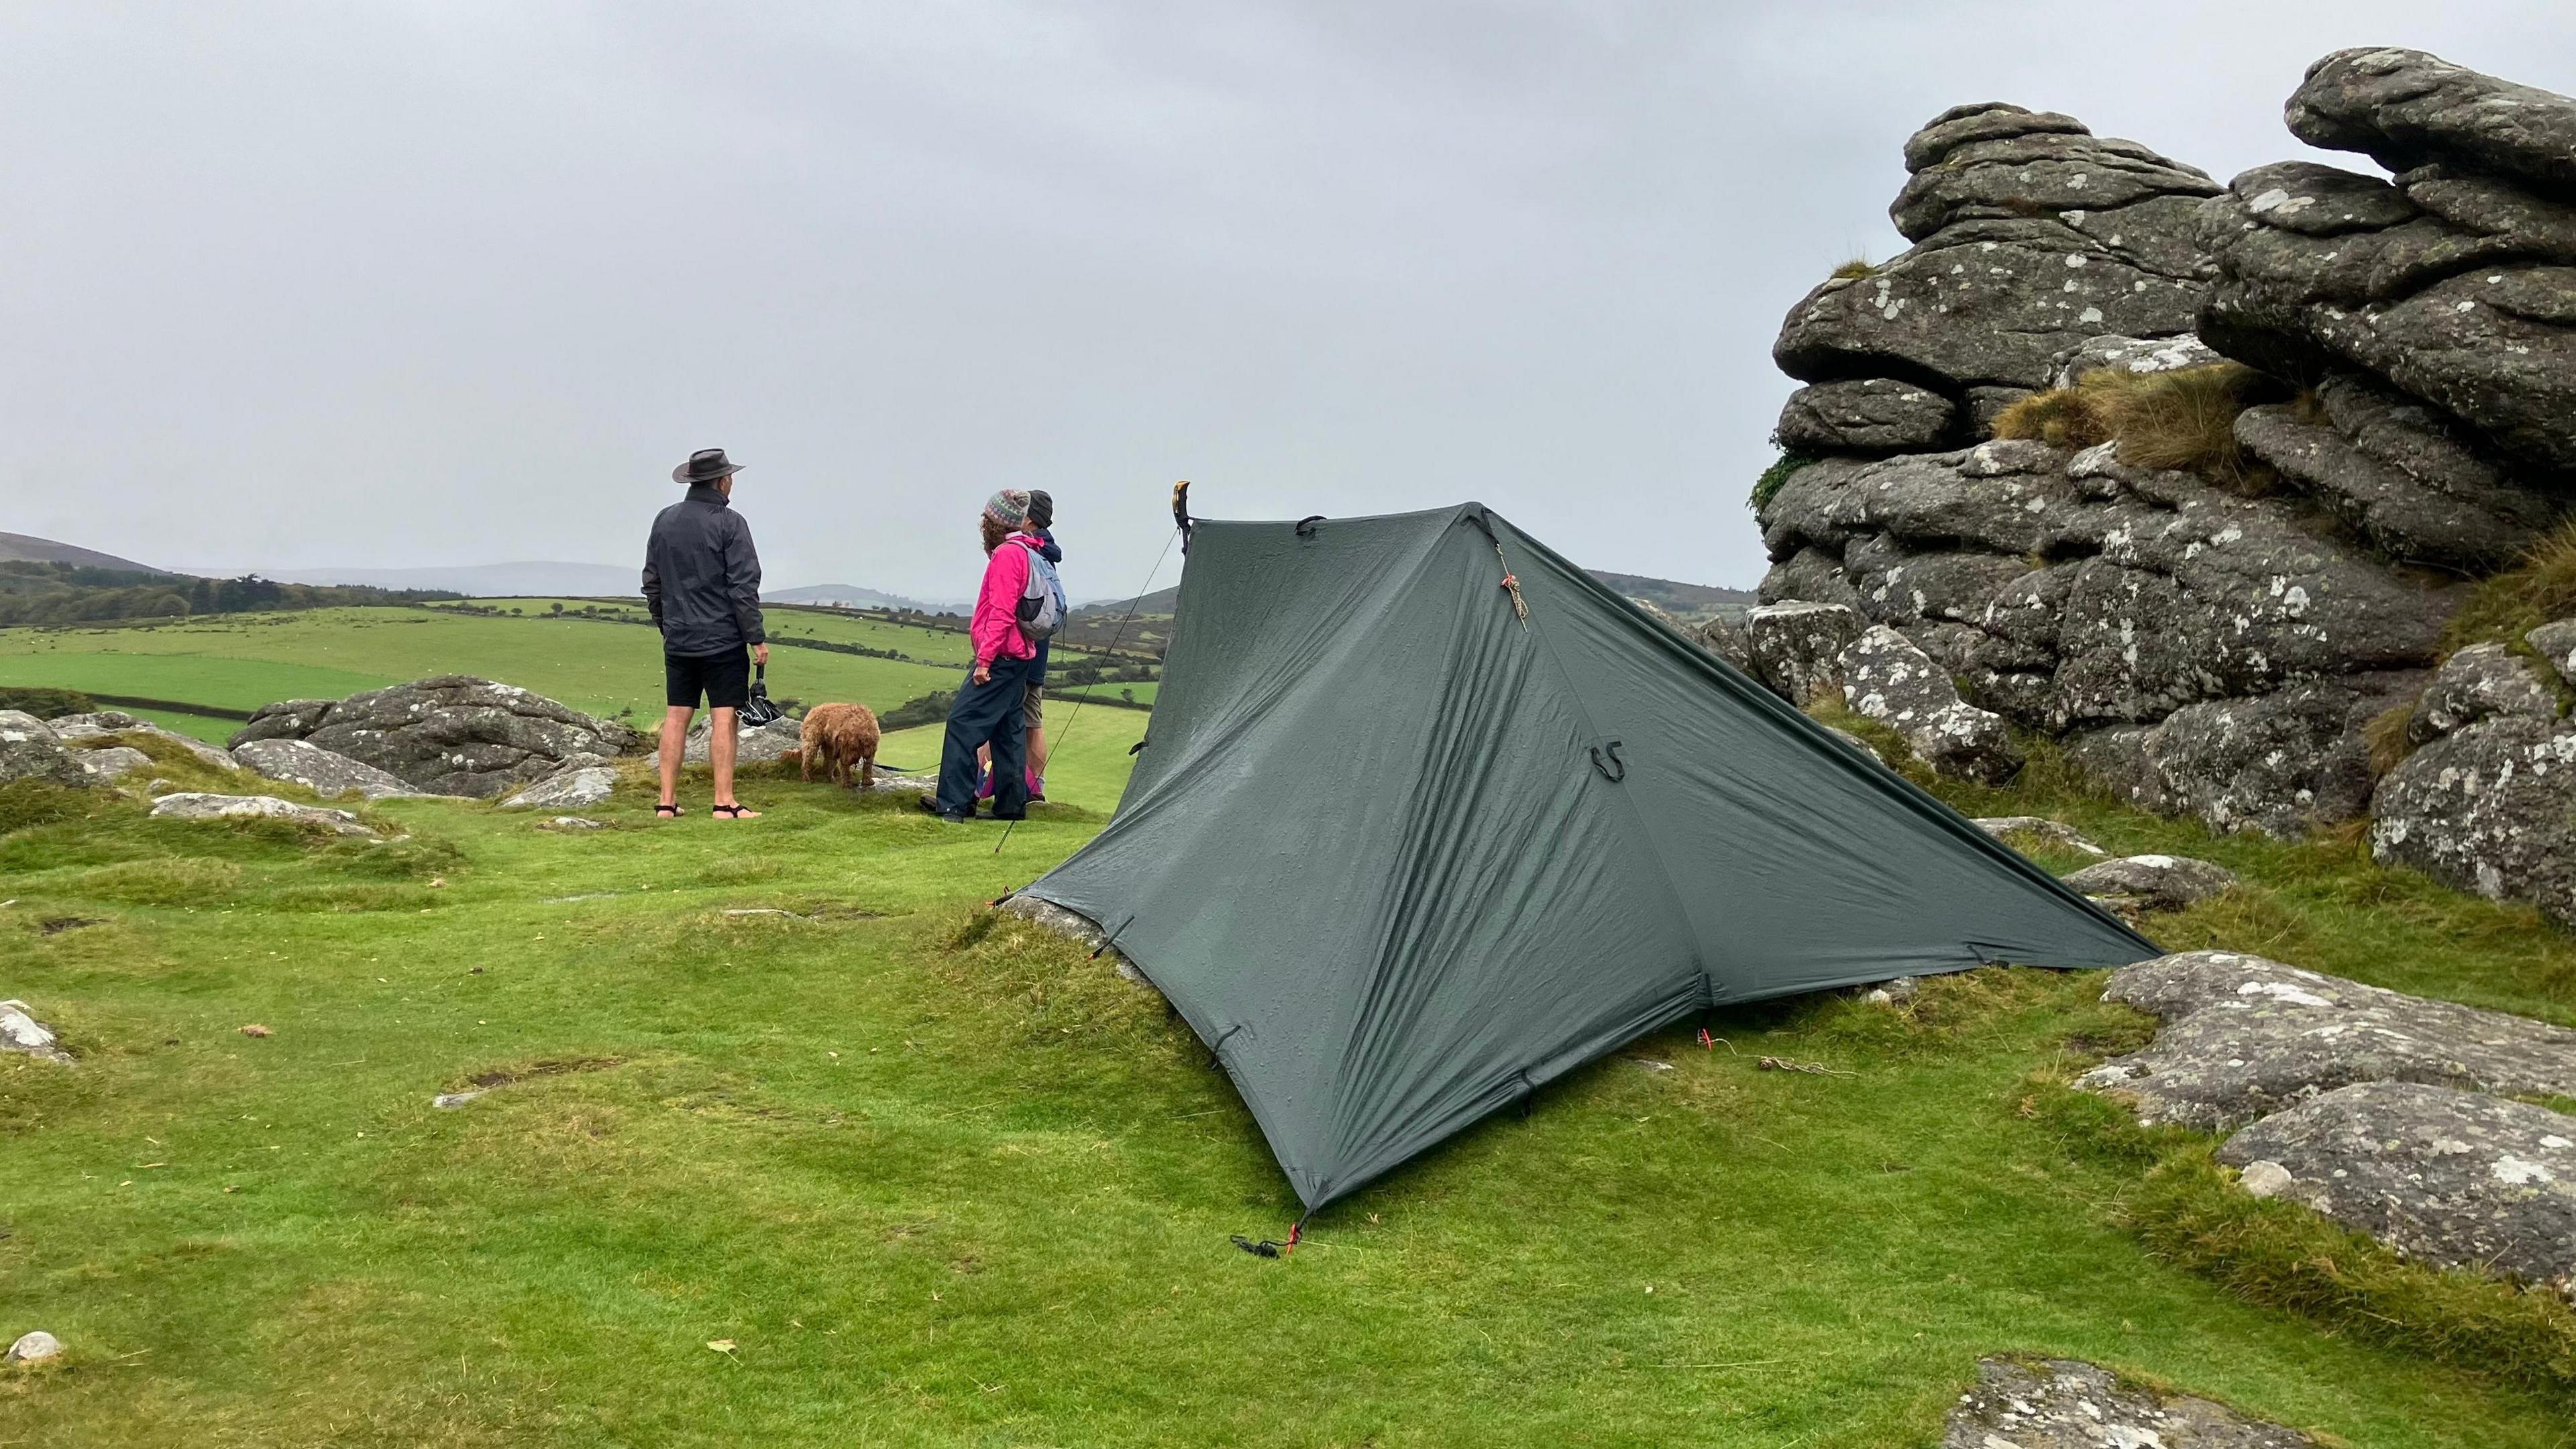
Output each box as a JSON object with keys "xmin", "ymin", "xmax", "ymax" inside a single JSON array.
[
  {"xmin": 2218, "ymin": 1081, "xmax": 2576, "ymax": 1301},
  {"xmin": 2068, "ymin": 674, "xmax": 2423, "ymax": 837},
  {"xmin": 2286, "ymin": 47, "xmax": 2576, "ymax": 197},
  {"xmin": 2199, "ymin": 150, "xmax": 2576, "ymax": 474},
  {"xmin": 657, "ymin": 716, "xmax": 804, "ymax": 767},
  {"xmin": 1835, "ymin": 625, "xmax": 2021, "ymax": 783},
  {"xmin": 2371, "ymin": 712, "xmax": 2576, "ymax": 924},
  {"xmin": 2233, "ymin": 374, "xmax": 2562, "ymax": 573},
  {"xmin": 148, "ymin": 792, "xmax": 381, "ymax": 839},
  {"xmin": 1756, "ymin": 434, "xmax": 2453, "ymax": 834},
  {"xmin": 1943, "ymin": 1357, "xmax": 2320, "ymax": 1448},
  {"xmin": 231, "ymin": 678, "xmax": 637, "ymax": 799},
  {"xmin": 2076, "ymin": 951, "xmax": 2576, "ymax": 1132},
  {"xmin": 230, "ymin": 738, "xmax": 423, "ymax": 800},
  {"xmin": 1775, "ymin": 105, "xmax": 2218, "ymax": 399},
  {"xmin": 2406, "ymin": 641, "xmax": 2557, "ymax": 745},
  {"xmin": 1741, "ymin": 601, "xmax": 1862, "ymax": 705},
  {"xmin": 0, "ymin": 711, "xmax": 96, "ymax": 788},
  {"xmin": 1772, "ymin": 379, "xmax": 1954, "ymax": 455}
]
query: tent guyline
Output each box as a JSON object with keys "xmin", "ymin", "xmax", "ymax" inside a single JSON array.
[{"xmin": 1017, "ymin": 501, "xmax": 2153, "ymax": 1216}]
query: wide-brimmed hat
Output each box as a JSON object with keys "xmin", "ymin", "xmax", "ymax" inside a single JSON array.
[{"xmin": 674, "ymin": 447, "xmax": 745, "ymax": 484}]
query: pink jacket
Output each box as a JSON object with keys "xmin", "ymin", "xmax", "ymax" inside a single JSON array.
[{"xmin": 969, "ymin": 534, "xmax": 1041, "ymax": 667}]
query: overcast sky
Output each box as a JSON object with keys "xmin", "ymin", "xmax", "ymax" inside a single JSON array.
[{"xmin": 3, "ymin": 3, "xmax": 2569, "ymax": 598}]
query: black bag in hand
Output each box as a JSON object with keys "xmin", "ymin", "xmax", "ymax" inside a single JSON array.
[{"xmin": 741, "ymin": 660, "xmax": 784, "ymax": 728}]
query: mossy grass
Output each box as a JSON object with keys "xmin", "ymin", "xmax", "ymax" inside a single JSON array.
[
  {"xmin": 7, "ymin": 683, "xmax": 2576, "ymax": 1439},
  {"xmin": 1750, "ymin": 449, "xmax": 1821, "ymax": 513},
  {"xmin": 2442, "ymin": 519, "xmax": 2576, "ymax": 654},
  {"xmin": 1990, "ymin": 364, "xmax": 2286, "ymax": 494}
]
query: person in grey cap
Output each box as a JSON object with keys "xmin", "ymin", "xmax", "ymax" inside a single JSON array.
[
  {"xmin": 924, "ymin": 488, "xmax": 1051, "ymax": 823},
  {"xmin": 643, "ymin": 447, "xmax": 769, "ymax": 819}
]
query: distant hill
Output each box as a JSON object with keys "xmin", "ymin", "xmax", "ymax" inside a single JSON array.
[
  {"xmin": 765, "ymin": 583, "xmax": 957, "ymax": 612},
  {"xmin": 1589, "ymin": 572, "xmax": 1758, "ymax": 623},
  {"xmin": 1074, "ymin": 571, "xmax": 1752, "ymax": 624},
  {"xmin": 242, "ymin": 561, "xmax": 644, "ymax": 597},
  {"xmin": 0, "ymin": 531, "xmax": 171, "ymax": 575}
]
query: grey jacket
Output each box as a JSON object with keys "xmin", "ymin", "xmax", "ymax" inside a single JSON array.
[{"xmin": 642, "ymin": 484, "xmax": 766, "ymax": 656}]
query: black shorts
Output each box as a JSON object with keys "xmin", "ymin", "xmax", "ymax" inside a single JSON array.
[{"xmin": 665, "ymin": 649, "xmax": 751, "ymax": 709}]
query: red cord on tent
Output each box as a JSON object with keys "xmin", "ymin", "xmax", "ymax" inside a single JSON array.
[
  {"xmin": 1283, "ymin": 1219, "xmax": 1303, "ymax": 1255},
  {"xmin": 1697, "ymin": 1028, "xmax": 1715, "ymax": 1051}
]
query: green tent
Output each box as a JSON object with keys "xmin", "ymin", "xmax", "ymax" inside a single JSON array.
[{"xmin": 1022, "ymin": 504, "xmax": 2150, "ymax": 1213}]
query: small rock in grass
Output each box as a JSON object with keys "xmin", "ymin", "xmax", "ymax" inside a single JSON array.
[
  {"xmin": 6, "ymin": 1331, "xmax": 62, "ymax": 1363},
  {"xmin": 2061, "ymin": 853, "xmax": 2237, "ymax": 910},
  {"xmin": 432, "ymin": 1089, "xmax": 488, "ymax": 1110},
  {"xmin": 1944, "ymin": 1356, "xmax": 2321, "ymax": 1446},
  {"xmin": 537, "ymin": 816, "xmax": 608, "ymax": 831},
  {"xmin": 1972, "ymin": 816, "xmax": 2108, "ymax": 856},
  {"xmin": 148, "ymin": 792, "xmax": 380, "ymax": 839},
  {"xmin": 78, "ymin": 745, "xmax": 153, "ymax": 782},
  {"xmin": 500, "ymin": 767, "xmax": 616, "ymax": 812},
  {"xmin": 0, "ymin": 1000, "xmax": 72, "ymax": 1064},
  {"xmin": 239, "ymin": 1023, "xmax": 272, "ymax": 1038},
  {"xmin": 1856, "ymin": 976, "xmax": 1921, "ymax": 1008},
  {"xmin": 2236, "ymin": 1159, "xmax": 2296, "ymax": 1199}
]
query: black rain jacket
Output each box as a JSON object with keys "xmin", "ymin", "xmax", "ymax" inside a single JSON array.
[{"xmin": 642, "ymin": 484, "xmax": 767, "ymax": 656}]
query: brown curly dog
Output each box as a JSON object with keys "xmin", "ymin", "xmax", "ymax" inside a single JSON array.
[{"xmin": 798, "ymin": 702, "xmax": 882, "ymax": 788}]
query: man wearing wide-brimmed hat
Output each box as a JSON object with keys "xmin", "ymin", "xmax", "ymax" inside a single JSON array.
[{"xmin": 643, "ymin": 447, "xmax": 769, "ymax": 820}]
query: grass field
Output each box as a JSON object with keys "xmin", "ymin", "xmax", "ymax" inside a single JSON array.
[
  {"xmin": 0, "ymin": 609, "xmax": 971, "ymax": 739},
  {"xmin": 5, "ymin": 632, "xmax": 2575, "ymax": 1443}
]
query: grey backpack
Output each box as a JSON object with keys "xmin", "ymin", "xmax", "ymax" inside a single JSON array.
[{"xmin": 1014, "ymin": 541, "xmax": 1067, "ymax": 642}]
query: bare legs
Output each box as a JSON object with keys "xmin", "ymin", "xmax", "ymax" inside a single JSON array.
[
  {"xmin": 657, "ymin": 704, "xmax": 759, "ymax": 817},
  {"xmin": 658, "ymin": 704, "xmax": 693, "ymax": 808},
  {"xmin": 709, "ymin": 706, "xmax": 755, "ymax": 814}
]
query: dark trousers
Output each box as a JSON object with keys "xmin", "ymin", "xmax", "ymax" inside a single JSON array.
[{"xmin": 936, "ymin": 654, "xmax": 1033, "ymax": 818}]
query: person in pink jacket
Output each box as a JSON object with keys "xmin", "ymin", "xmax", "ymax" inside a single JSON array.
[{"xmin": 923, "ymin": 489, "xmax": 1044, "ymax": 823}]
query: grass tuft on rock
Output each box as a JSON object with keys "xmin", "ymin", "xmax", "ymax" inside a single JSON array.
[
  {"xmin": 1750, "ymin": 449, "xmax": 1822, "ymax": 513},
  {"xmin": 1990, "ymin": 363, "xmax": 2283, "ymax": 494},
  {"xmin": 2442, "ymin": 518, "xmax": 2576, "ymax": 653},
  {"xmin": 1827, "ymin": 256, "xmax": 1877, "ymax": 280}
]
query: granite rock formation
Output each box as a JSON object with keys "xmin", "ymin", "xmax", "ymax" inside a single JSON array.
[
  {"xmin": 232, "ymin": 677, "xmax": 637, "ymax": 799},
  {"xmin": 1754, "ymin": 52, "xmax": 2576, "ymax": 838}
]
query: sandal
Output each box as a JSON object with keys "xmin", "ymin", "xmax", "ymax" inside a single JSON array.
[
  {"xmin": 654, "ymin": 803, "xmax": 682, "ymax": 818},
  {"xmin": 712, "ymin": 803, "xmax": 761, "ymax": 819}
]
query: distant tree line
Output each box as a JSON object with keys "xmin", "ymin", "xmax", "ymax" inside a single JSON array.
[{"xmin": 0, "ymin": 561, "xmax": 460, "ymax": 628}]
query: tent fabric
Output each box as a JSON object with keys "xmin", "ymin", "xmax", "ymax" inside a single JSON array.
[{"xmin": 1022, "ymin": 504, "xmax": 2153, "ymax": 1212}]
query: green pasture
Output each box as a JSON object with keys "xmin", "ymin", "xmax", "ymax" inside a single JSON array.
[
  {"xmin": 0, "ymin": 608, "xmax": 969, "ymax": 736},
  {"xmin": 429, "ymin": 598, "xmax": 986, "ymax": 669},
  {"xmin": 3, "ymin": 684, "xmax": 2574, "ymax": 1442}
]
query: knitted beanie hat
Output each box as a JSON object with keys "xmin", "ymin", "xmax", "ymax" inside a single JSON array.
[{"xmin": 982, "ymin": 489, "xmax": 1031, "ymax": 529}]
